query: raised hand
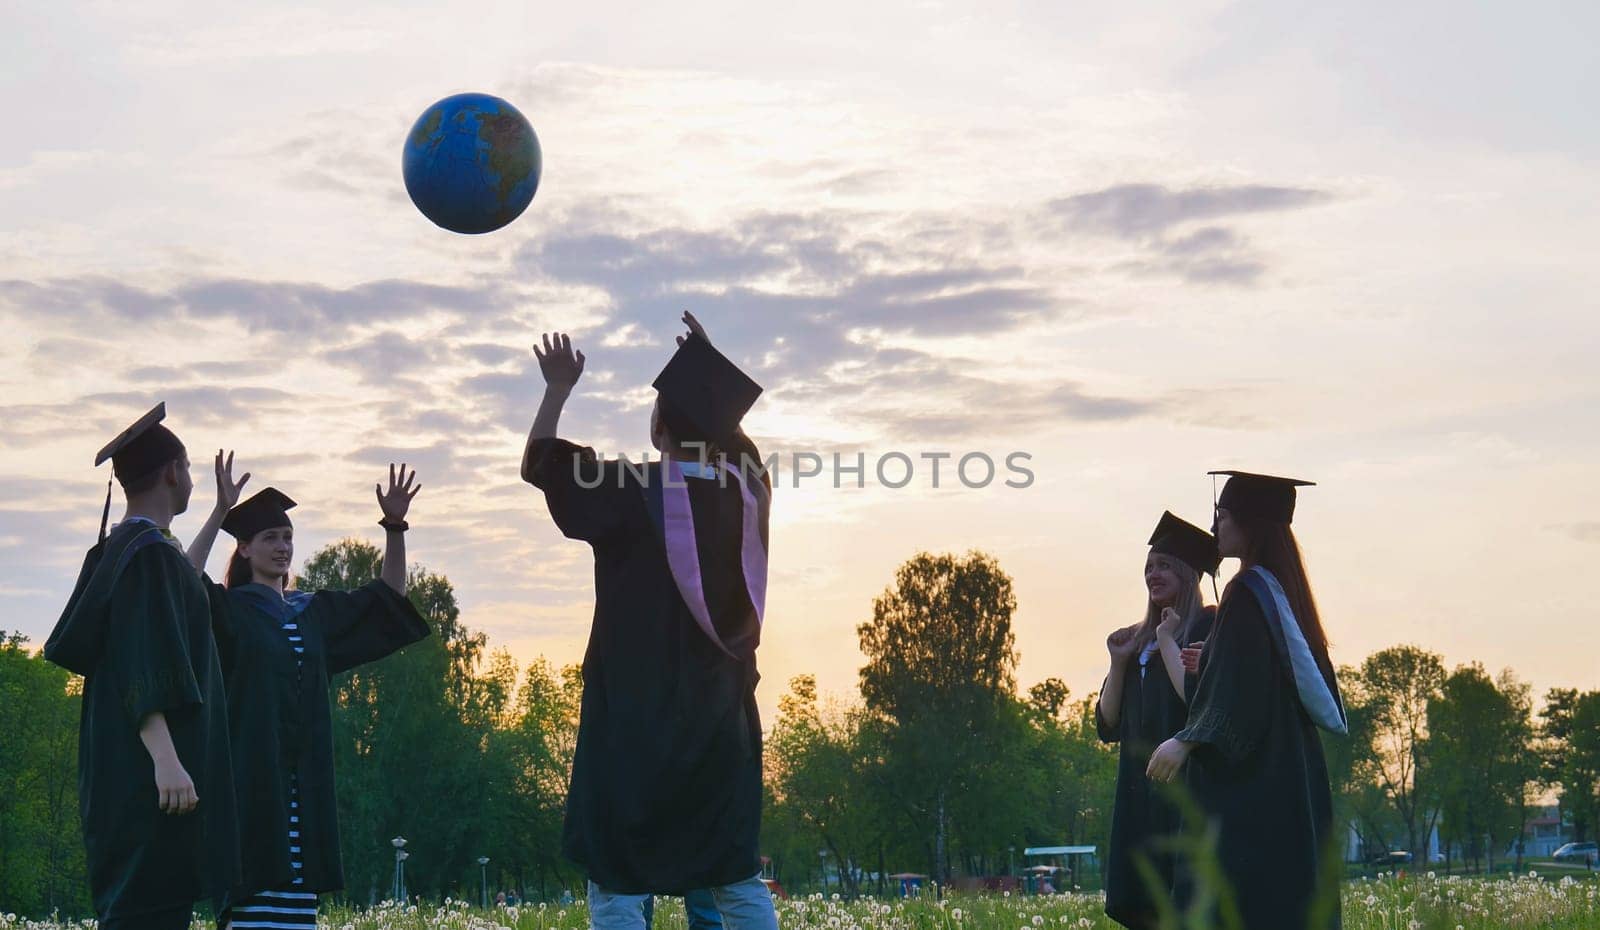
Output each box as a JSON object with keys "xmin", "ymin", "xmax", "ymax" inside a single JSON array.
[
  {"xmin": 1156, "ymin": 606, "xmax": 1183, "ymax": 641},
  {"xmin": 675, "ymin": 310, "xmax": 710, "ymax": 347},
  {"xmin": 213, "ymin": 449, "xmax": 250, "ymax": 513},
  {"xmin": 1106, "ymin": 624, "xmax": 1140, "ymax": 661},
  {"xmin": 376, "ymin": 464, "xmax": 421, "ymax": 524},
  {"xmin": 534, "ymin": 333, "xmax": 586, "ymax": 389}
]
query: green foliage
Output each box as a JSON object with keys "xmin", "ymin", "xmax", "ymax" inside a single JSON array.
[
  {"xmin": 1426, "ymin": 665, "xmax": 1537, "ymax": 871},
  {"xmin": 0, "ymin": 631, "xmax": 92, "ymax": 916},
  {"xmin": 1, "ymin": 543, "xmax": 1590, "ymax": 920},
  {"xmin": 856, "ymin": 551, "xmax": 1020, "ymax": 882},
  {"xmin": 300, "ymin": 539, "xmax": 582, "ymax": 904},
  {"xmin": 1347, "ymin": 645, "xmax": 1448, "ymax": 858},
  {"xmin": 1541, "ymin": 687, "xmax": 1600, "ymax": 844}
]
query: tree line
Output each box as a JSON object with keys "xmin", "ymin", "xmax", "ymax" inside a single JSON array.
[{"xmin": 2, "ymin": 544, "xmax": 1597, "ymax": 915}]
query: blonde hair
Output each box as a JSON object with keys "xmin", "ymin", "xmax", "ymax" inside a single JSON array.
[{"xmin": 1134, "ymin": 554, "xmax": 1205, "ymax": 650}]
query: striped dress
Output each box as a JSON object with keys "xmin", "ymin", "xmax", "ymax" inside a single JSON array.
[{"xmin": 229, "ymin": 602, "xmax": 318, "ymax": 930}]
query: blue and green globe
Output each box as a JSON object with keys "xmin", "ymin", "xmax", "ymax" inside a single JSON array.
[{"xmin": 403, "ymin": 93, "xmax": 541, "ymax": 235}]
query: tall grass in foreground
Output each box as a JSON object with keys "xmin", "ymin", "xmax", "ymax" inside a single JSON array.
[{"xmin": 4, "ymin": 874, "xmax": 1596, "ymax": 930}]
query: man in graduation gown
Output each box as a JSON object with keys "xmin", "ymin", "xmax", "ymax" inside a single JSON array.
[
  {"xmin": 520, "ymin": 314, "xmax": 777, "ymax": 930},
  {"xmin": 44, "ymin": 403, "xmax": 241, "ymax": 930}
]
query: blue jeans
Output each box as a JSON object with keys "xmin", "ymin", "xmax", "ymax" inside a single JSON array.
[
  {"xmin": 641, "ymin": 888, "xmax": 723, "ymax": 930},
  {"xmin": 588, "ymin": 875, "xmax": 775, "ymax": 930}
]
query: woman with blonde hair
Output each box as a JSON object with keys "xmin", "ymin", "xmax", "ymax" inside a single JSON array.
[{"xmin": 1096, "ymin": 512, "xmax": 1219, "ymax": 929}]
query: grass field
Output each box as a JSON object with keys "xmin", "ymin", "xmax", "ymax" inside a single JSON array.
[{"xmin": 3, "ymin": 875, "xmax": 1596, "ymax": 930}]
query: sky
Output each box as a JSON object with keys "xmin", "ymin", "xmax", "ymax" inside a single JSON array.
[{"xmin": 2, "ymin": 0, "xmax": 1598, "ymax": 724}]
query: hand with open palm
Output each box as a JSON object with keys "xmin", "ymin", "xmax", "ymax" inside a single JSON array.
[
  {"xmin": 535, "ymin": 332, "xmax": 586, "ymax": 390},
  {"xmin": 376, "ymin": 464, "xmax": 421, "ymax": 524}
]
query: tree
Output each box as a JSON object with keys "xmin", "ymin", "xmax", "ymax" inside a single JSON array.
[
  {"xmin": 304, "ymin": 538, "xmax": 501, "ymax": 901},
  {"xmin": 0, "ymin": 632, "xmax": 91, "ymax": 917},
  {"xmin": 857, "ymin": 550, "xmax": 1018, "ymax": 884},
  {"xmin": 1324, "ymin": 664, "xmax": 1393, "ymax": 862},
  {"xmin": 766, "ymin": 675, "xmax": 882, "ymax": 896},
  {"xmin": 1541, "ymin": 688, "xmax": 1600, "ymax": 843},
  {"xmin": 1427, "ymin": 665, "xmax": 1535, "ymax": 871},
  {"xmin": 487, "ymin": 657, "xmax": 583, "ymax": 899},
  {"xmin": 1351, "ymin": 645, "xmax": 1447, "ymax": 859}
]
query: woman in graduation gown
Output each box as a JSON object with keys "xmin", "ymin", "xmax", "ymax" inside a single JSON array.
[
  {"xmin": 1146, "ymin": 472, "xmax": 1347, "ymax": 930},
  {"xmin": 187, "ymin": 464, "xmax": 430, "ymax": 927},
  {"xmin": 520, "ymin": 314, "xmax": 778, "ymax": 930},
  {"xmin": 1096, "ymin": 512, "xmax": 1218, "ymax": 930}
]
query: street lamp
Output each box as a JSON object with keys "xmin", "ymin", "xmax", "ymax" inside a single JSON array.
[
  {"xmin": 818, "ymin": 848, "xmax": 829, "ymax": 891},
  {"xmin": 392, "ymin": 837, "xmax": 409, "ymax": 902},
  {"xmin": 478, "ymin": 856, "xmax": 491, "ymax": 909},
  {"xmin": 1009, "ymin": 845, "xmax": 1016, "ymax": 877}
]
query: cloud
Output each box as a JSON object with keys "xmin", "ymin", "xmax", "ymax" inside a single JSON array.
[
  {"xmin": 1556, "ymin": 522, "xmax": 1600, "ymax": 544},
  {"xmin": 0, "ymin": 276, "xmax": 514, "ymax": 337},
  {"xmin": 1033, "ymin": 183, "xmax": 1333, "ymax": 287},
  {"xmin": 1047, "ymin": 183, "xmax": 1331, "ymax": 238},
  {"xmin": 2, "ymin": 185, "xmax": 1316, "ymax": 468}
]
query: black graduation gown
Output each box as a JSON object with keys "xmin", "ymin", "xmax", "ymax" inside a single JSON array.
[
  {"xmin": 1173, "ymin": 588, "xmax": 1340, "ymax": 930},
  {"xmin": 526, "ymin": 438, "xmax": 766, "ymax": 894},
  {"xmin": 44, "ymin": 521, "xmax": 242, "ymax": 921},
  {"xmin": 208, "ymin": 580, "xmax": 430, "ymax": 910},
  {"xmin": 1095, "ymin": 608, "xmax": 1215, "ymax": 930}
]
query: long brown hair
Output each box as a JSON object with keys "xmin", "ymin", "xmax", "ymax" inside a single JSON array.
[
  {"xmin": 1233, "ymin": 517, "xmax": 1330, "ymax": 661},
  {"xmin": 225, "ymin": 547, "xmax": 254, "ymax": 588}
]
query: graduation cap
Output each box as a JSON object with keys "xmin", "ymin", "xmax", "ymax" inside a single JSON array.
[
  {"xmin": 651, "ymin": 333, "xmax": 762, "ymax": 448},
  {"xmin": 96, "ymin": 403, "xmax": 186, "ymax": 484},
  {"xmin": 222, "ymin": 487, "xmax": 297, "ymax": 541},
  {"xmin": 1209, "ymin": 470, "xmax": 1315, "ymax": 524},
  {"xmin": 1148, "ymin": 511, "xmax": 1220, "ymax": 576},
  {"xmin": 94, "ymin": 403, "xmax": 187, "ymax": 541}
]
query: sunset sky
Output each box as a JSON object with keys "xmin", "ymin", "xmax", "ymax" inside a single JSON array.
[{"xmin": 3, "ymin": 0, "xmax": 1597, "ymax": 722}]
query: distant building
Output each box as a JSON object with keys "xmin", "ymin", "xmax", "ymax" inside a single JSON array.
[
  {"xmin": 1343, "ymin": 818, "xmax": 1441, "ymax": 863},
  {"xmin": 1509, "ymin": 805, "xmax": 1571, "ymax": 859}
]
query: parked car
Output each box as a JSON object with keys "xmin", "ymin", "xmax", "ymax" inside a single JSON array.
[
  {"xmin": 1551, "ymin": 842, "xmax": 1598, "ymax": 864},
  {"xmin": 1368, "ymin": 851, "xmax": 1413, "ymax": 866}
]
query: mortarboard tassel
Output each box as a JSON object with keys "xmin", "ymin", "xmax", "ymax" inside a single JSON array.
[
  {"xmin": 99, "ymin": 477, "xmax": 113, "ymax": 544},
  {"xmin": 1209, "ymin": 472, "xmax": 1221, "ymax": 603}
]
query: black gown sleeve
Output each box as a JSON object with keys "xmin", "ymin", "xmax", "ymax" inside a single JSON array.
[
  {"xmin": 1174, "ymin": 590, "xmax": 1274, "ymax": 766},
  {"xmin": 308, "ymin": 580, "xmax": 431, "ymax": 675},
  {"xmin": 524, "ymin": 437, "xmax": 635, "ymax": 545},
  {"xmin": 104, "ymin": 546, "xmax": 205, "ymax": 724},
  {"xmin": 1095, "ymin": 673, "xmax": 1122, "ymax": 744}
]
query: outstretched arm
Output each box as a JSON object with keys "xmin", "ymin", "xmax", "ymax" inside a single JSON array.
[
  {"xmin": 376, "ymin": 464, "xmax": 420, "ymax": 595},
  {"xmin": 521, "ymin": 332, "xmax": 586, "ymax": 481},
  {"xmin": 185, "ymin": 450, "xmax": 249, "ymax": 573}
]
